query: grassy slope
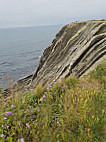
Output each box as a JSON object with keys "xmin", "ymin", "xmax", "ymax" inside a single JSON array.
[{"xmin": 0, "ymin": 61, "xmax": 106, "ymax": 142}]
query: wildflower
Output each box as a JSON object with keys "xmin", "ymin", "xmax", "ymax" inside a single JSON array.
[
  {"xmin": 3, "ymin": 103, "xmax": 6, "ymax": 105},
  {"xmin": 11, "ymin": 104, "xmax": 14, "ymax": 108},
  {"xmin": 37, "ymin": 110, "xmax": 40, "ymax": 112},
  {"xmin": 0, "ymin": 94, "xmax": 2, "ymax": 96},
  {"xmin": 3, "ymin": 117, "xmax": 7, "ymax": 120},
  {"xmin": 43, "ymin": 95, "xmax": 46, "ymax": 98},
  {"xmin": 57, "ymin": 121, "xmax": 59, "ymax": 124},
  {"xmin": 40, "ymin": 97, "xmax": 42, "ymax": 102},
  {"xmin": 62, "ymin": 88, "xmax": 63, "ymax": 92},
  {"xmin": 5, "ymin": 111, "xmax": 12, "ymax": 115},
  {"xmin": 20, "ymin": 138, "xmax": 24, "ymax": 142},
  {"xmin": 61, "ymin": 95, "xmax": 62, "ymax": 97},
  {"xmin": 0, "ymin": 134, "xmax": 4, "ymax": 138},
  {"xmin": 26, "ymin": 123, "xmax": 30, "ymax": 128}
]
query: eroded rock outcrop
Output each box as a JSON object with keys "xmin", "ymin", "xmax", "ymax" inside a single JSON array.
[
  {"xmin": 3, "ymin": 20, "xmax": 106, "ymax": 94},
  {"xmin": 31, "ymin": 20, "xmax": 106, "ymax": 87}
]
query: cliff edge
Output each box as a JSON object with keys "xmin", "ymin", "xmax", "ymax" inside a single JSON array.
[
  {"xmin": 4, "ymin": 20, "xmax": 106, "ymax": 94},
  {"xmin": 31, "ymin": 20, "xmax": 106, "ymax": 88}
]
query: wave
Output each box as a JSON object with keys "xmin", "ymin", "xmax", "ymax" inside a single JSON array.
[{"xmin": 0, "ymin": 61, "xmax": 12, "ymax": 66}]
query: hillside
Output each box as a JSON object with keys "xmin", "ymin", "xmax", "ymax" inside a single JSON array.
[{"xmin": 0, "ymin": 60, "xmax": 105, "ymax": 141}]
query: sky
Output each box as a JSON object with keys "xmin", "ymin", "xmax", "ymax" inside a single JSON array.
[{"xmin": 0, "ymin": 0, "xmax": 106, "ymax": 28}]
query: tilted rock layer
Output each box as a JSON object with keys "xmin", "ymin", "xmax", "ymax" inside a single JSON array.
[
  {"xmin": 31, "ymin": 20, "xmax": 106, "ymax": 87},
  {"xmin": 4, "ymin": 20, "xmax": 106, "ymax": 94}
]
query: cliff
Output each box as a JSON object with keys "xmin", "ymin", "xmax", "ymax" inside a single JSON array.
[
  {"xmin": 4, "ymin": 20, "xmax": 106, "ymax": 94},
  {"xmin": 31, "ymin": 20, "xmax": 106, "ymax": 87},
  {"xmin": 1, "ymin": 20, "xmax": 106, "ymax": 141}
]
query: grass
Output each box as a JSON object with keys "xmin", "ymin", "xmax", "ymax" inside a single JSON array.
[{"xmin": 0, "ymin": 61, "xmax": 106, "ymax": 142}]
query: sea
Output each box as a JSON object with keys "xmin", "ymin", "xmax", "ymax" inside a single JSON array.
[{"xmin": 0, "ymin": 25, "xmax": 63, "ymax": 89}]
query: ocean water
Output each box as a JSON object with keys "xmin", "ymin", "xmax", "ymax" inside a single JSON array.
[{"xmin": 0, "ymin": 25, "xmax": 62, "ymax": 89}]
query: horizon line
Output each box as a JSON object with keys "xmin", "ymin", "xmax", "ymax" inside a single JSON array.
[{"xmin": 0, "ymin": 24, "xmax": 65, "ymax": 30}]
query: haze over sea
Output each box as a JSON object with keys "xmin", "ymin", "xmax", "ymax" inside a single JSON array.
[{"xmin": 0, "ymin": 25, "xmax": 62, "ymax": 89}]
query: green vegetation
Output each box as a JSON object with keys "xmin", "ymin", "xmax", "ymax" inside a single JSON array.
[
  {"xmin": 0, "ymin": 61, "xmax": 105, "ymax": 142},
  {"xmin": 101, "ymin": 19, "xmax": 106, "ymax": 21}
]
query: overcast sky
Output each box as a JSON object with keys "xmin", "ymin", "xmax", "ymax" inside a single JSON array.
[{"xmin": 0, "ymin": 0, "xmax": 106, "ymax": 28}]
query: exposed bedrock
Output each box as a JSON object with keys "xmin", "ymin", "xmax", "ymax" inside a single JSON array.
[
  {"xmin": 3, "ymin": 20, "xmax": 106, "ymax": 94},
  {"xmin": 31, "ymin": 20, "xmax": 106, "ymax": 88}
]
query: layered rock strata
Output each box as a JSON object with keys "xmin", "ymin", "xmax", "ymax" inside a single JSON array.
[
  {"xmin": 3, "ymin": 20, "xmax": 106, "ymax": 94},
  {"xmin": 31, "ymin": 20, "xmax": 106, "ymax": 87}
]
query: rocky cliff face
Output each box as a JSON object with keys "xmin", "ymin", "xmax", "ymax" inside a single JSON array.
[
  {"xmin": 31, "ymin": 20, "xmax": 106, "ymax": 88},
  {"xmin": 4, "ymin": 20, "xmax": 106, "ymax": 94}
]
